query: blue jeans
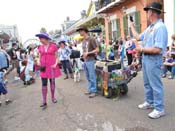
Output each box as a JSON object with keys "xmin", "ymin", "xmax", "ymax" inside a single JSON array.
[
  {"xmin": 100, "ymin": 53, "xmax": 105, "ymax": 60},
  {"xmin": 84, "ymin": 61, "xmax": 97, "ymax": 93},
  {"xmin": 142, "ymin": 55, "xmax": 164, "ymax": 111},
  {"xmin": 120, "ymin": 56, "xmax": 124, "ymax": 68},
  {"xmin": 162, "ymin": 65, "xmax": 175, "ymax": 77},
  {"xmin": 61, "ymin": 60, "xmax": 73, "ymax": 75}
]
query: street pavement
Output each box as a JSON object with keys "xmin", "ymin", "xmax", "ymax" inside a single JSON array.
[{"xmin": 0, "ymin": 71, "xmax": 175, "ymax": 131}]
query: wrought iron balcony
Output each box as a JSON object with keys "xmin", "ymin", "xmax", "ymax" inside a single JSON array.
[{"xmin": 95, "ymin": 0, "xmax": 115, "ymax": 11}]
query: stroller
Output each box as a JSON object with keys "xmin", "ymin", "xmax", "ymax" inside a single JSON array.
[{"xmin": 20, "ymin": 60, "xmax": 35, "ymax": 85}]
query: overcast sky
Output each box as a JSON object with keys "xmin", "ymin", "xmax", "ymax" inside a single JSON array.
[{"xmin": 0, "ymin": 0, "xmax": 90, "ymax": 42}]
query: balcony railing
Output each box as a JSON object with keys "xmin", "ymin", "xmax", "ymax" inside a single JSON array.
[{"xmin": 95, "ymin": 0, "xmax": 115, "ymax": 11}]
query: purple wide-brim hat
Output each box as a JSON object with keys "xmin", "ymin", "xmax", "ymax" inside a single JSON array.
[
  {"xmin": 35, "ymin": 33, "xmax": 51, "ymax": 40},
  {"xmin": 58, "ymin": 39, "xmax": 66, "ymax": 44}
]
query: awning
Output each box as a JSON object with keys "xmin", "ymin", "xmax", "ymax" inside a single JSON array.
[
  {"xmin": 63, "ymin": 19, "xmax": 82, "ymax": 35},
  {"xmin": 63, "ymin": 14, "xmax": 103, "ymax": 35},
  {"xmin": 89, "ymin": 27, "xmax": 102, "ymax": 33},
  {"xmin": 76, "ymin": 14, "xmax": 99, "ymax": 27}
]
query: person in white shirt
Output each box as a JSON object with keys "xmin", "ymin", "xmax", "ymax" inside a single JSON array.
[{"xmin": 58, "ymin": 40, "xmax": 73, "ymax": 79}]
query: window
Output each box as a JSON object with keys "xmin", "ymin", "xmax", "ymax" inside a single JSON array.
[
  {"xmin": 110, "ymin": 18, "xmax": 121, "ymax": 40},
  {"xmin": 127, "ymin": 13, "xmax": 135, "ymax": 38},
  {"xmin": 111, "ymin": 19, "xmax": 117, "ymax": 40},
  {"xmin": 123, "ymin": 11, "xmax": 141, "ymax": 38}
]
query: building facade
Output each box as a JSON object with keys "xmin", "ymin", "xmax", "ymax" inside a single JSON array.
[
  {"xmin": 0, "ymin": 24, "xmax": 19, "ymax": 42},
  {"xmin": 0, "ymin": 24, "xmax": 20, "ymax": 48},
  {"xmin": 62, "ymin": 1, "xmax": 105, "ymax": 40},
  {"xmin": 61, "ymin": 17, "xmax": 77, "ymax": 32},
  {"xmin": 97, "ymin": 0, "xmax": 163, "ymax": 44}
]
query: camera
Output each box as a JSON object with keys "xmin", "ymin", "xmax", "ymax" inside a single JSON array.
[{"xmin": 129, "ymin": 16, "xmax": 134, "ymax": 22}]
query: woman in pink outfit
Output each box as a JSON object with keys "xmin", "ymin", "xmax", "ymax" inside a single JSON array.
[{"xmin": 36, "ymin": 33, "xmax": 61, "ymax": 109}]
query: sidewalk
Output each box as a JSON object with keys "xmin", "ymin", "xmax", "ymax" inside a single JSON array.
[{"xmin": 0, "ymin": 71, "xmax": 175, "ymax": 131}]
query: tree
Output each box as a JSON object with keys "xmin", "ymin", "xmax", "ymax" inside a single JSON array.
[{"xmin": 40, "ymin": 27, "xmax": 47, "ymax": 33}]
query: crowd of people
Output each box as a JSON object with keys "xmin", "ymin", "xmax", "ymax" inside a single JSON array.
[
  {"xmin": 0, "ymin": 41, "xmax": 42, "ymax": 106},
  {"xmin": 0, "ymin": 28, "xmax": 174, "ymax": 107},
  {"xmin": 0, "ymin": 1, "xmax": 174, "ymax": 119}
]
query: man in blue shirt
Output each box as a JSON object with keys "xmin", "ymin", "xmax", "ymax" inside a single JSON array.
[
  {"xmin": 131, "ymin": 2, "xmax": 168, "ymax": 119},
  {"xmin": 162, "ymin": 54, "xmax": 175, "ymax": 79}
]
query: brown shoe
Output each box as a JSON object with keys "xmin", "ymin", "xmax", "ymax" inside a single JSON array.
[
  {"xmin": 89, "ymin": 93, "xmax": 98, "ymax": 98},
  {"xmin": 5, "ymin": 100, "xmax": 12, "ymax": 105},
  {"xmin": 85, "ymin": 91, "xmax": 91, "ymax": 95},
  {"xmin": 70, "ymin": 74, "xmax": 74, "ymax": 79},
  {"xmin": 64, "ymin": 76, "xmax": 69, "ymax": 80}
]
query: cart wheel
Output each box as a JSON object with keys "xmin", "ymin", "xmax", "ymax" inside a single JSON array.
[
  {"xmin": 104, "ymin": 87, "xmax": 112, "ymax": 98},
  {"xmin": 120, "ymin": 84, "xmax": 128, "ymax": 95},
  {"xmin": 132, "ymin": 72, "xmax": 137, "ymax": 77},
  {"xmin": 113, "ymin": 88, "xmax": 120, "ymax": 97},
  {"xmin": 101, "ymin": 88, "xmax": 104, "ymax": 96},
  {"xmin": 97, "ymin": 78, "xmax": 104, "ymax": 95},
  {"xmin": 98, "ymin": 85, "xmax": 104, "ymax": 96}
]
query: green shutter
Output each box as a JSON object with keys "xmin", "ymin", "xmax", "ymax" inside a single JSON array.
[
  {"xmin": 135, "ymin": 11, "xmax": 141, "ymax": 33},
  {"xmin": 123, "ymin": 15, "xmax": 128, "ymax": 37},
  {"xmin": 108, "ymin": 21, "xmax": 112, "ymax": 40},
  {"xmin": 116, "ymin": 18, "xmax": 121, "ymax": 39}
]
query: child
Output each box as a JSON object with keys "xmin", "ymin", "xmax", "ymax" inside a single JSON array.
[
  {"xmin": 0, "ymin": 70, "xmax": 12, "ymax": 106},
  {"xmin": 107, "ymin": 41, "xmax": 115, "ymax": 60},
  {"xmin": 19, "ymin": 60, "xmax": 27, "ymax": 83},
  {"xmin": 131, "ymin": 51, "xmax": 142, "ymax": 71},
  {"xmin": 163, "ymin": 47, "xmax": 170, "ymax": 62},
  {"xmin": 34, "ymin": 58, "xmax": 40, "ymax": 78},
  {"xmin": 25, "ymin": 48, "xmax": 35, "ymax": 84},
  {"xmin": 162, "ymin": 54, "xmax": 175, "ymax": 79},
  {"xmin": 118, "ymin": 40, "xmax": 125, "ymax": 68}
]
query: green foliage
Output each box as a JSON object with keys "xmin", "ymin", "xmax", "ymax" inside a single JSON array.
[{"xmin": 40, "ymin": 27, "xmax": 47, "ymax": 33}]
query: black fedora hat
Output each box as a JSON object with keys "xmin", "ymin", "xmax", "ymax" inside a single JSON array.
[
  {"xmin": 144, "ymin": 2, "xmax": 165, "ymax": 14},
  {"xmin": 76, "ymin": 27, "xmax": 89, "ymax": 32}
]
